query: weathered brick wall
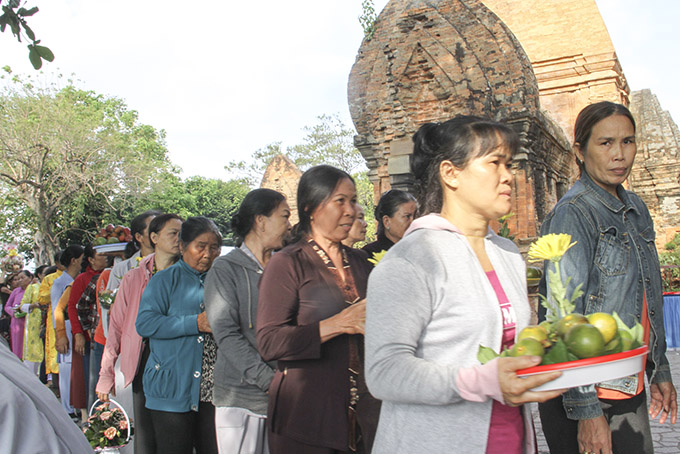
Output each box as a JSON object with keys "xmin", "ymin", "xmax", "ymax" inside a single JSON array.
[
  {"xmin": 629, "ymin": 90, "xmax": 680, "ymax": 245},
  {"xmin": 259, "ymin": 154, "xmax": 302, "ymax": 225},
  {"xmin": 482, "ymin": 0, "xmax": 629, "ymax": 141},
  {"xmin": 348, "ymin": 0, "xmax": 572, "ymax": 241}
]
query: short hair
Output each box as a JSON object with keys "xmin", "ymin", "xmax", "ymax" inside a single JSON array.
[{"xmin": 180, "ymin": 216, "xmax": 222, "ymax": 247}]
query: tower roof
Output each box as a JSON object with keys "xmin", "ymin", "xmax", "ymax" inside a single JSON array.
[{"xmin": 348, "ymin": 0, "xmax": 540, "ymax": 139}]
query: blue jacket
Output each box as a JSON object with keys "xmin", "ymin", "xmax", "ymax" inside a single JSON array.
[
  {"xmin": 538, "ymin": 172, "xmax": 671, "ymax": 419},
  {"xmin": 136, "ymin": 259, "xmax": 206, "ymax": 413}
]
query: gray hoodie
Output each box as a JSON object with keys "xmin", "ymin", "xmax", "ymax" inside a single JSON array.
[{"xmin": 204, "ymin": 247, "xmax": 275, "ymax": 414}]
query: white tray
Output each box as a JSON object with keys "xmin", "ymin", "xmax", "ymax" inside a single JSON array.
[
  {"xmin": 93, "ymin": 242, "xmax": 127, "ymax": 253},
  {"xmin": 517, "ymin": 346, "xmax": 647, "ymax": 391}
]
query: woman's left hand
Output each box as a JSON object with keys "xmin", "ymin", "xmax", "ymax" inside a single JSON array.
[
  {"xmin": 197, "ymin": 311, "xmax": 211, "ymax": 333},
  {"xmin": 498, "ymin": 355, "xmax": 566, "ymax": 406},
  {"xmin": 649, "ymin": 381, "xmax": 678, "ymax": 424}
]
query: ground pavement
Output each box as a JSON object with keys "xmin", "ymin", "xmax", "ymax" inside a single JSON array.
[{"xmin": 533, "ymin": 349, "xmax": 680, "ymax": 453}]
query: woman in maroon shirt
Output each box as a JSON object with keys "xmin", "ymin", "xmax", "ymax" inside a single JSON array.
[{"xmin": 257, "ymin": 165, "xmax": 378, "ymax": 454}]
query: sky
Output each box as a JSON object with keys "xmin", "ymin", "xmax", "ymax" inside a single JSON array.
[{"xmin": 2, "ymin": 0, "xmax": 678, "ymax": 180}]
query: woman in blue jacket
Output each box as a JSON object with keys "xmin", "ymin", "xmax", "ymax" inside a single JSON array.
[{"xmin": 136, "ymin": 216, "xmax": 222, "ymax": 454}]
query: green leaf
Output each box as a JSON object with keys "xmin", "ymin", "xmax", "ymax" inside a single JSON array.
[
  {"xmin": 612, "ymin": 312, "xmax": 631, "ymax": 332},
  {"xmin": 17, "ymin": 7, "xmax": 39, "ymax": 17},
  {"xmin": 477, "ymin": 345, "xmax": 499, "ymax": 365},
  {"xmin": 27, "ymin": 45, "xmax": 42, "ymax": 69},
  {"xmin": 35, "ymin": 45, "xmax": 54, "ymax": 62},
  {"xmin": 541, "ymin": 337, "xmax": 569, "ymax": 365},
  {"xmin": 629, "ymin": 323, "xmax": 644, "ymax": 344},
  {"xmin": 21, "ymin": 21, "xmax": 34, "ymax": 41}
]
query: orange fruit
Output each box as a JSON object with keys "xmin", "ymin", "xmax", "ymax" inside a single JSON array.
[
  {"xmin": 564, "ymin": 324, "xmax": 605, "ymax": 359},
  {"xmin": 555, "ymin": 313, "xmax": 588, "ymax": 338},
  {"xmin": 527, "ymin": 267, "xmax": 543, "ymax": 279},
  {"xmin": 517, "ymin": 325, "xmax": 549, "ymax": 343},
  {"xmin": 509, "ymin": 338, "xmax": 545, "ymax": 357},
  {"xmin": 586, "ymin": 312, "xmax": 618, "ymax": 344}
]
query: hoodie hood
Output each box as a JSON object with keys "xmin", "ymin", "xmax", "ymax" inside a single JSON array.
[
  {"xmin": 404, "ymin": 213, "xmax": 493, "ymax": 238},
  {"xmin": 223, "ymin": 247, "xmax": 262, "ymax": 271},
  {"xmin": 139, "ymin": 253, "xmax": 155, "ymax": 273}
]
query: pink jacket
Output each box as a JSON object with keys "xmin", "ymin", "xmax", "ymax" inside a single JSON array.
[{"xmin": 96, "ymin": 254, "xmax": 154, "ymax": 394}]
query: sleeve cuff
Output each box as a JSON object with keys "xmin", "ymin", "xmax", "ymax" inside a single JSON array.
[
  {"xmin": 183, "ymin": 315, "xmax": 200, "ymax": 336},
  {"xmin": 455, "ymin": 358, "xmax": 503, "ymax": 403}
]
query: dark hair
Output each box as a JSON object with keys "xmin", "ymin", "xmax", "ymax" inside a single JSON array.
[
  {"xmin": 291, "ymin": 165, "xmax": 354, "ymax": 243},
  {"xmin": 410, "ymin": 115, "xmax": 519, "ymax": 215},
  {"xmin": 573, "ymin": 101, "xmax": 636, "ymax": 174},
  {"xmin": 34, "ymin": 265, "xmax": 49, "ymax": 279},
  {"xmin": 18, "ymin": 269, "xmax": 33, "ymax": 280},
  {"xmin": 125, "ymin": 210, "xmax": 162, "ymax": 258},
  {"xmin": 53, "ymin": 250, "xmax": 63, "ymax": 266},
  {"xmin": 180, "ymin": 216, "xmax": 223, "ymax": 248},
  {"xmin": 82, "ymin": 244, "xmax": 97, "ymax": 272},
  {"xmin": 59, "ymin": 245, "xmax": 84, "ymax": 268},
  {"xmin": 44, "ymin": 265, "xmax": 57, "ymax": 276},
  {"xmin": 374, "ymin": 189, "xmax": 417, "ymax": 235},
  {"xmin": 231, "ymin": 189, "xmax": 286, "ymax": 246},
  {"xmin": 148, "ymin": 214, "xmax": 184, "ymax": 248}
]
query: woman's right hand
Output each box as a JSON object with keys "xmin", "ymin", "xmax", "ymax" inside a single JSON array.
[
  {"xmin": 498, "ymin": 355, "xmax": 566, "ymax": 406},
  {"xmin": 96, "ymin": 389, "xmax": 115, "ymax": 402},
  {"xmin": 55, "ymin": 336, "xmax": 69, "ymax": 354},
  {"xmin": 197, "ymin": 311, "xmax": 211, "ymax": 333},
  {"xmin": 319, "ymin": 300, "xmax": 366, "ymax": 343}
]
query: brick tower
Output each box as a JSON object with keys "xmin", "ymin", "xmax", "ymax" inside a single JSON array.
[{"xmin": 348, "ymin": 0, "xmax": 572, "ymax": 240}]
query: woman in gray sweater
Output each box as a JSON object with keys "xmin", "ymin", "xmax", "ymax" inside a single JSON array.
[
  {"xmin": 365, "ymin": 116, "xmax": 565, "ymax": 453},
  {"xmin": 204, "ymin": 188, "xmax": 291, "ymax": 454}
]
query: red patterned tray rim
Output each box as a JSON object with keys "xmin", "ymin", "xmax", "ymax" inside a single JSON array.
[{"xmin": 517, "ymin": 345, "xmax": 648, "ymax": 375}]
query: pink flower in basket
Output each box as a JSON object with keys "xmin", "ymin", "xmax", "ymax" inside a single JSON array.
[
  {"xmin": 96, "ymin": 403, "xmax": 108, "ymax": 412},
  {"xmin": 104, "ymin": 427, "xmax": 118, "ymax": 440},
  {"xmin": 119, "ymin": 419, "xmax": 128, "ymax": 430},
  {"xmin": 100, "ymin": 411, "xmax": 113, "ymax": 421}
]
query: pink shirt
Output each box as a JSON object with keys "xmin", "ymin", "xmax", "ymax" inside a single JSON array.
[
  {"xmin": 96, "ymin": 254, "xmax": 155, "ymax": 394},
  {"xmin": 485, "ymin": 270, "xmax": 523, "ymax": 454}
]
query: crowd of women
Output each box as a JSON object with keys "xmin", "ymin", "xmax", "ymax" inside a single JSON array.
[{"xmin": 0, "ymin": 101, "xmax": 676, "ymax": 454}]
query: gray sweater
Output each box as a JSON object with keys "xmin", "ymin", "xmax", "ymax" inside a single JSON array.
[
  {"xmin": 366, "ymin": 215, "xmax": 534, "ymax": 453},
  {"xmin": 204, "ymin": 247, "xmax": 275, "ymax": 414}
]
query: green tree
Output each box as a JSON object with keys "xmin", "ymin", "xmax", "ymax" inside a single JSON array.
[
  {"xmin": 227, "ymin": 113, "xmax": 367, "ymax": 185},
  {"xmin": 128, "ymin": 175, "xmax": 250, "ymax": 245},
  {"xmin": 1, "ymin": 1, "xmax": 53, "ymax": 69},
  {"xmin": 0, "ymin": 69, "xmax": 174, "ymax": 263},
  {"xmin": 358, "ymin": 0, "xmax": 378, "ymax": 41}
]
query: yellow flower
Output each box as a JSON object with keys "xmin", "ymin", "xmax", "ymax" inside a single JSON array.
[
  {"xmin": 527, "ymin": 233, "xmax": 577, "ymax": 263},
  {"xmin": 8, "ymin": 248, "xmax": 17, "ymax": 257},
  {"xmin": 367, "ymin": 249, "xmax": 388, "ymax": 266}
]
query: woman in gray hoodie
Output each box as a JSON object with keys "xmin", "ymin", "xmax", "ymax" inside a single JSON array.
[{"xmin": 205, "ymin": 188, "xmax": 291, "ymax": 454}]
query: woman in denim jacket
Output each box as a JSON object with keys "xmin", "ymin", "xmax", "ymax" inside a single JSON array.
[{"xmin": 538, "ymin": 101, "xmax": 677, "ymax": 454}]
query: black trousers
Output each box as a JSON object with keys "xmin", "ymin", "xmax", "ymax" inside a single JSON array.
[
  {"xmin": 148, "ymin": 400, "xmax": 217, "ymax": 454},
  {"xmin": 132, "ymin": 342, "xmax": 156, "ymax": 454},
  {"xmin": 538, "ymin": 390, "xmax": 653, "ymax": 454}
]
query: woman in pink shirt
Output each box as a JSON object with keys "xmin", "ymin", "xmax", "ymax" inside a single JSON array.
[
  {"xmin": 4, "ymin": 271, "xmax": 33, "ymax": 359},
  {"xmin": 96, "ymin": 214, "xmax": 182, "ymax": 454}
]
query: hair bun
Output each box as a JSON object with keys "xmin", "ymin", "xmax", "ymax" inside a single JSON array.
[{"xmin": 410, "ymin": 122, "xmax": 441, "ymax": 180}]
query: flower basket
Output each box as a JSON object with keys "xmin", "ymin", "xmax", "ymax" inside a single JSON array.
[{"xmin": 84, "ymin": 399, "xmax": 132, "ymax": 452}]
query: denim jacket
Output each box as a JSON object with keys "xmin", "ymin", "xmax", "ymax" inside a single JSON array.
[{"xmin": 538, "ymin": 172, "xmax": 672, "ymax": 420}]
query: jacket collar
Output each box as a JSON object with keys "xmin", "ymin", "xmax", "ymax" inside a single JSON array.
[
  {"xmin": 580, "ymin": 172, "xmax": 639, "ymax": 215},
  {"xmin": 177, "ymin": 258, "xmax": 207, "ymax": 281}
]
